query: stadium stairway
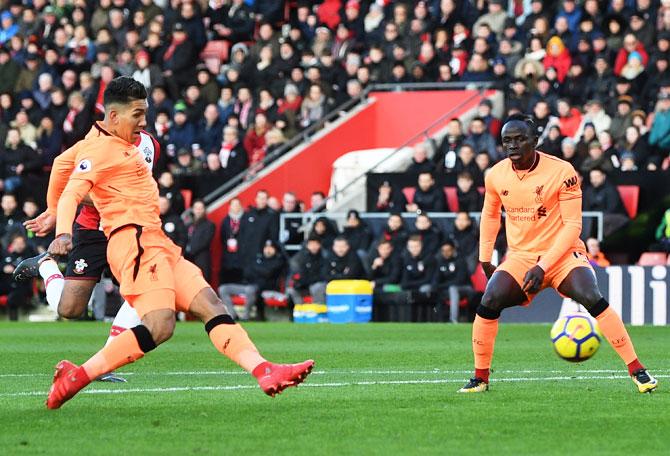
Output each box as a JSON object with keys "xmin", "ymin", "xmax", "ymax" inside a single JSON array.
[{"xmin": 205, "ymin": 88, "xmax": 491, "ymax": 285}]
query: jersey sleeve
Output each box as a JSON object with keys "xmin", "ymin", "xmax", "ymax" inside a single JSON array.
[
  {"xmin": 479, "ymin": 170, "xmax": 503, "ymax": 263},
  {"xmin": 68, "ymin": 148, "xmax": 110, "ymax": 187},
  {"xmin": 537, "ymin": 164, "xmax": 583, "ymax": 271},
  {"xmin": 45, "ymin": 146, "xmax": 79, "ymax": 216}
]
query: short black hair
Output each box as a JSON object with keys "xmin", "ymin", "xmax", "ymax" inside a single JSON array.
[
  {"xmin": 103, "ymin": 76, "xmax": 147, "ymax": 107},
  {"xmin": 503, "ymin": 113, "xmax": 537, "ymax": 136}
]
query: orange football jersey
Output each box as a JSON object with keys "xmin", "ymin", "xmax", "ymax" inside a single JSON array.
[
  {"xmin": 479, "ymin": 152, "xmax": 585, "ymax": 270},
  {"xmin": 55, "ymin": 123, "xmax": 161, "ymax": 238}
]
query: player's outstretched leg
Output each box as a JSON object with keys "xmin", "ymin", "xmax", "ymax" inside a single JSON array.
[
  {"xmin": 459, "ymin": 271, "xmax": 526, "ymax": 393},
  {"xmin": 558, "ymin": 267, "xmax": 658, "ymax": 393},
  {"xmin": 190, "ymin": 287, "xmax": 314, "ymax": 397},
  {"xmin": 13, "ymin": 252, "xmax": 64, "ymax": 313}
]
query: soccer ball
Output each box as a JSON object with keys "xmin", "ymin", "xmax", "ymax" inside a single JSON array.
[{"xmin": 550, "ymin": 314, "xmax": 603, "ymax": 362}]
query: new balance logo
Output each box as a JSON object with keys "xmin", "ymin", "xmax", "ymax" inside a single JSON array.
[
  {"xmin": 537, "ymin": 206, "xmax": 547, "ymax": 218},
  {"xmin": 563, "ymin": 176, "xmax": 579, "ymax": 189}
]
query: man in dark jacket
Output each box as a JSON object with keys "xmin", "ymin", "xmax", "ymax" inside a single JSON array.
[
  {"xmin": 0, "ymin": 233, "xmax": 35, "ymax": 321},
  {"xmin": 218, "ymin": 239, "xmax": 286, "ymax": 321},
  {"xmin": 401, "ymin": 235, "xmax": 436, "ymax": 322},
  {"xmin": 238, "ymin": 190, "xmax": 279, "ymax": 269},
  {"xmin": 369, "ymin": 239, "xmax": 402, "ymax": 321},
  {"xmin": 280, "ymin": 192, "xmax": 303, "ymax": 249},
  {"xmin": 323, "ymin": 237, "xmax": 366, "ymax": 281},
  {"xmin": 432, "ymin": 240, "xmax": 473, "ymax": 323},
  {"xmin": 0, "ymin": 45, "xmax": 21, "ymax": 94},
  {"xmin": 219, "ymin": 197, "xmax": 244, "ymax": 284},
  {"xmin": 407, "ymin": 172, "xmax": 446, "ymax": 212},
  {"xmin": 219, "ymin": 125, "xmax": 249, "ymax": 182},
  {"xmin": 456, "ymin": 172, "xmax": 483, "ymax": 212},
  {"xmin": 159, "ymin": 196, "xmax": 187, "ymax": 249},
  {"xmin": 582, "ymin": 168, "xmax": 629, "ymax": 238},
  {"xmin": 0, "ymin": 128, "xmax": 42, "ymax": 197},
  {"xmin": 341, "ymin": 209, "xmax": 371, "ymax": 256},
  {"xmin": 162, "ymin": 22, "xmax": 198, "ymax": 99},
  {"xmin": 197, "ymin": 104, "xmax": 225, "ymax": 155},
  {"xmin": 287, "ymin": 236, "xmax": 326, "ymax": 305},
  {"xmin": 184, "ymin": 200, "xmax": 215, "ymax": 282}
]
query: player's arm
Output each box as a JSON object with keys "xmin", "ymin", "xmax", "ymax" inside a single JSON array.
[
  {"xmin": 46, "ymin": 146, "xmax": 79, "ymax": 216},
  {"xmin": 478, "ymin": 172, "xmax": 503, "ymax": 278}
]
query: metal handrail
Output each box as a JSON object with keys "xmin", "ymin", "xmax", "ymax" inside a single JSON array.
[
  {"xmin": 203, "ymin": 81, "xmax": 495, "ymax": 206},
  {"xmin": 279, "ymin": 211, "xmax": 604, "ymax": 251}
]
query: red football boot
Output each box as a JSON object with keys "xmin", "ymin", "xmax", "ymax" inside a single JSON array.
[
  {"xmin": 46, "ymin": 360, "xmax": 92, "ymax": 409},
  {"xmin": 254, "ymin": 360, "xmax": 315, "ymax": 397}
]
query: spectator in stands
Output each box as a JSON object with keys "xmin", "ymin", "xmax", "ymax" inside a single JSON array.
[
  {"xmin": 0, "ymin": 232, "xmax": 34, "ymax": 321},
  {"xmin": 373, "ymin": 180, "xmax": 407, "ymax": 212},
  {"xmin": 413, "ymin": 212, "xmax": 441, "ymax": 257},
  {"xmin": 341, "ymin": 209, "xmax": 372, "ymax": 260},
  {"xmin": 162, "ymin": 22, "xmax": 198, "ymax": 99},
  {"xmin": 324, "ymin": 236, "xmax": 366, "ymax": 281},
  {"xmin": 196, "ymin": 104, "xmax": 224, "ymax": 155},
  {"xmin": 619, "ymin": 126, "xmax": 649, "ymax": 168},
  {"xmin": 244, "ymin": 112, "xmax": 271, "ymax": 177},
  {"xmin": 456, "ymin": 172, "xmax": 483, "ymax": 212},
  {"xmin": 406, "ymin": 142, "xmax": 435, "ymax": 175},
  {"xmin": 219, "ymin": 239, "xmax": 286, "ymax": 321},
  {"xmin": 649, "ymin": 93, "xmax": 670, "ymax": 159},
  {"xmin": 400, "ymin": 235, "xmax": 436, "ymax": 322},
  {"xmin": 1, "ymin": 127, "xmax": 40, "ymax": 195},
  {"xmin": 451, "ymin": 211, "xmax": 478, "ymax": 274},
  {"xmin": 407, "ymin": 172, "xmax": 446, "ymax": 213},
  {"xmin": 184, "ymin": 200, "xmax": 215, "ymax": 281},
  {"xmin": 464, "ymin": 117, "xmax": 499, "ymax": 162},
  {"xmin": 0, "ymin": 193, "xmax": 23, "ymax": 246},
  {"xmin": 310, "ymin": 191, "xmax": 327, "ymax": 212},
  {"xmin": 159, "ymin": 195, "xmax": 187, "ymax": 249},
  {"xmin": 170, "ymin": 102, "xmax": 197, "ymax": 151},
  {"xmin": 158, "ymin": 171, "xmax": 186, "ymax": 216},
  {"xmin": 580, "ymin": 141, "xmax": 614, "ymax": 175},
  {"xmin": 218, "ymin": 125, "xmax": 249, "ymax": 183},
  {"xmin": 280, "ymin": 191, "xmax": 303, "ymax": 247},
  {"xmin": 287, "ymin": 236, "xmax": 327, "ymax": 305},
  {"xmin": 35, "ymin": 116, "xmax": 62, "ymax": 167},
  {"xmin": 614, "ymin": 33, "xmax": 648, "ymax": 77},
  {"xmin": 197, "ymin": 154, "xmax": 225, "ymax": 199},
  {"xmin": 238, "ymin": 189, "xmax": 279, "ymax": 270},
  {"xmin": 309, "ymin": 215, "xmax": 337, "ymax": 252},
  {"xmin": 586, "ymin": 237, "xmax": 611, "ymax": 268},
  {"xmin": 0, "ymin": 45, "xmax": 20, "ymax": 94},
  {"xmin": 560, "ymin": 137, "xmax": 582, "ymax": 170},
  {"xmin": 219, "ymin": 197, "xmax": 244, "ymax": 284},
  {"xmin": 369, "ymin": 238, "xmax": 402, "ymax": 322},
  {"xmin": 433, "ymin": 239, "xmax": 473, "ymax": 323},
  {"xmin": 577, "ymin": 99, "xmax": 612, "ymax": 137},
  {"xmin": 62, "ymin": 91, "xmax": 92, "ymax": 149},
  {"xmin": 300, "ymin": 83, "xmax": 332, "ymax": 128},
  {"xmin": 437, "ymin": 118, "xmax": 465, "ymax": 173},
  {"xmin": 582, "ymin": 168, "xmax": 629, "ymax": 238}
]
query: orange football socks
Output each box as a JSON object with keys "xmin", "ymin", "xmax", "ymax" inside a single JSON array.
[
  {"xmin": 82, "ymin": 326, "xmax": 154, "ymax": 380},
  {"xmin": 206, "ymin": 315, "xmax": 266, "ymax": 372},
  {"xmin": 472, "ymin": 314, "xmax": 499, "ymax": 383},
  {"xmin": 595, "ymin": 306, "xmax": 643, "ymax": 375}
]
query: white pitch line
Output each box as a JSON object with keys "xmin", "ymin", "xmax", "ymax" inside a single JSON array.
[
  {"xmin": 1, "ymin": 374, "xmax": 669, "ymax": 398},
  {"xmin": 3, "ymin": 368, "xmax": 670, "ymax": 379}
]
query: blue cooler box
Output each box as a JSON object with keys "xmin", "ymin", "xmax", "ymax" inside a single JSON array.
[
  {"xmin": 293, "ymin": 304, "xmax": 328, "ymax": 323},
  {"xmin": 326, "ymin": 280, "xmax": 373, "ymax": 323}
]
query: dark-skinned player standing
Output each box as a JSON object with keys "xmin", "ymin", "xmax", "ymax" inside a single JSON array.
[{"xmin": 458, "ymin": 114, "xmax": 657, "ymax": 394}]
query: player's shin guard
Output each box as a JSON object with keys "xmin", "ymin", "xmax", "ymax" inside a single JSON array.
[
  {"xmin": 39, "ymin": 259, "xmax": 64, "ymax": 313},
  {"xmin": 82, "ymin": 325, "xmax": 156, "ymax": 380},
  {"xmin": 205, "ymin": 315, "xmax": 266, "ymax": 372},
  {"xmin": 104, "ymin": 301, "xmax": 142, "ymax": 347},
  {"xmin": 589, "ymin": 299, "xmax": 644, "ymax": 374},
  {"xmin": 472, "ymin": 306, "xmax": 501, "ymax": 383}
]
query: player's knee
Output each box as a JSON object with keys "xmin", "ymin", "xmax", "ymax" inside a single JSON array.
[
  {"xmin": 142, "ymin": 310, "xmax": 176, "ymax": 345},
  {"xmin": 480, "ymin": 292, "xmax": 504, "ymax": 313},
  {"xmin": 57, "ymin": 299, "xmax": 86, "ymax": 319}
]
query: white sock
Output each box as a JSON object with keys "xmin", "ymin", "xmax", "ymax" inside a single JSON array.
[
  {"xmin": 104, "ymin": 301, "xmax": 142, "ymax": 347},
  {"xmin": 39, "ymin": 259, "xmax": 64, "ymax": 313}
]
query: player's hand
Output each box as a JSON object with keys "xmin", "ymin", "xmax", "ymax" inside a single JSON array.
[
  {"xmin": 522, "ymin": 265, "xmax": 545, "ymax": 294},
  {"xmin": 24, "ymin": 211, "xmax": 56, "ymax": 237},
  {"xmin": 48, "ymin": 234, "xmax": 73, "ymax": 256},
  {"xmin": 481, "ymin": 262, "xmax": 496, "ymax": 279}
]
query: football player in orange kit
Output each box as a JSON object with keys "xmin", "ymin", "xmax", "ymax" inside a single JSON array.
[
  {"xmin": 45, "ymin": 77, "xmax": 313, "ymax": 409},
  {"xmin": 458, "ymin": 115, "xmax": 657, "ymax": 394}
]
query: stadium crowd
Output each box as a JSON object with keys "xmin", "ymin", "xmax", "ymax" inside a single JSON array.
[{"xmin": 1, "ymin": 0, "xmax": 670, "ymax": 320}]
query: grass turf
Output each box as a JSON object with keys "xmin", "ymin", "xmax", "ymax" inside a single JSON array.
[{"xmin": 0, "ymin": 321, "xmax": 668, "ymax": 455}]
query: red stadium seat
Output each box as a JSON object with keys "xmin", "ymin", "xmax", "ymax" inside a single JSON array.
[
  {"xmin": 637, "ymin": 252, "xmax": 667, "ymax": 266},
  {"xmin": 402, "ymin": 187, "xmax": 416, "ymax": 204},
  {"xmin": 0, "ymin": 295, "xmax": 7, "ymax": 307},
  {"xmin": 444, "ymin": 187, "xmax": 459, "ymax": 212},
  {"xmin": 199, "ymin": 40, "xmax": 230, "ymax": 74},
  {"xmin": 230, "ymin": 293, "xmax": 288, "ymax": 308},
  {"xmin": 181, "ymin": 189, "xmax": 192, "ymax": 209},
  {"xmin": 616, "ymin": 185, "xmax": 639, "ymax": 219}
]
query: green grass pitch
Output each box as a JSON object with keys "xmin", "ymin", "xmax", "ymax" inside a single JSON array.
[{"xmin": 1, "ymin": 322, "xmax": 668, "ymax": 455}]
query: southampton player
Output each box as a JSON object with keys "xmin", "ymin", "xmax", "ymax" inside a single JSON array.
[
  {"xmin": 14, "ymin": 130, "xmax": 161, "ymax": 383},
  {"xmin": 458, "ymin": 115, "xmax": 657, "ymax": 394},
  {"xmin": 43, "ymin": 77, "xmax": 313, "ymax": 409}
]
